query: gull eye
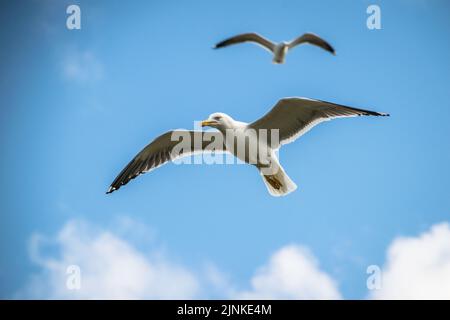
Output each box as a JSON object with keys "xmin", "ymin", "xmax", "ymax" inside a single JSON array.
[{"xmin": 213, "ymin": 116, "xmax": 222, "ymax": 121}]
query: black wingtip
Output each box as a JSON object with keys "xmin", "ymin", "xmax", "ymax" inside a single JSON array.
[
  {"xmin": 359, "ymin": 108, "xmax": 389, "ymax": 117},
  {"xmin": 214, "ymin": 41, "xmax": 227, "ymax": 49},
  {"xmin": 106, "ymin": 187, "xmax": 115, "ymax": 194},
  {"xmin": 368, "ymin": 111, "xmax": 390, "ymax": 117}
]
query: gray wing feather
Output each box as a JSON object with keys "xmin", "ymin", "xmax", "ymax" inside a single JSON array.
[
  {"xmin": 249, "ymin": 97, "xmax": 389, "ymax": 149},
  {"xmin": 107, "ymin": 130, "xmax": 225, "ymax": 193},
  {"xmin": 288, "ymin": 33, "xmax": 335, "ymax": 55},
  {"xmin": 214, "ymin": 33, "xmax": 276, "ymax": 52}
]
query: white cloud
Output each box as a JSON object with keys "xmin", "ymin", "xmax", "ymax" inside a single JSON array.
[
  {"xmin": 371, "ymin": 222, "xmax": 450, "ymax": 300},
  {"xmin": 21, "ymin": 220, "xmax": 341, "ymax": 300},
  {"xmin": 23, "ymin": 219, "xmax": 450, "ymax": 300},
  {"xmin": 234, "ymin": 245, "xmax": 341, "ymax": 299},
  {"xmin": 62, "ymin": 50, "xmax": 103, "ymax": 84},
  {"xmin": 23, "ymin": 220, "xmax": 199, "ymax": 299}
]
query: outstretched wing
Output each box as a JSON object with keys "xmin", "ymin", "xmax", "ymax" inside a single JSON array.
[
  {"xmin": 107, "ymin": 130, "xmax": 225, "ymax": 193},
  {"xmin": 249, "ymin": 97, "xmax": 388, "ymax": 149},
  {"xmin": 288, "ymin": 33, "xmax": 335, "ymax": 55},
  {"xmin": 214, "ymin": 33, "xmax": 276, "ymax": 52}
]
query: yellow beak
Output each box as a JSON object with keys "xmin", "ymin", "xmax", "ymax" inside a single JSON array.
[{"xmin": 201, "ymin": 120, "xmax": 217, "ymax": 127}]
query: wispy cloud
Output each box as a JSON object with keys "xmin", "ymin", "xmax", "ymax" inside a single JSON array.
[
  {"xmin": 62, "ymin": 50, "xmax": 103, "ymax": 84},
  {"xmin": 22, "ymin": 220, "xmax": 198, "ymax": 299},
  {"xmin": 370, "ymin": 222, "xmax": 450, "ymax": 300}
]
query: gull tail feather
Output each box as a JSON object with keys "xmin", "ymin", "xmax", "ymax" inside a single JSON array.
[{"xmin": 259, "ymin": 165, "xmax": 297, "ymax": 197}]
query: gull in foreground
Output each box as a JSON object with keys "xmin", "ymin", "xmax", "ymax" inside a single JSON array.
[
  {"xmin": 214, "ymin": 33, "xmax": 335, "ymax": 64},
  {"xmin": 107, "ymin": 97, "xmax": 388, "ymax": 197}
]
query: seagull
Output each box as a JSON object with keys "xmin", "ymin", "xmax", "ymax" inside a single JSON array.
[
  {"xmin": 214, "ymin": 33, "xmax": 335, "ymax": 64},
  {"xmin": 106, "ymin": 97, "xmax": 388, "ymax": 197}
]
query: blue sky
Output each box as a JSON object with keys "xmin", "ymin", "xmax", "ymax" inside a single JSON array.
[{"xmin": 1, "ymin": 0, "xmax": 450, "ymax": 299}]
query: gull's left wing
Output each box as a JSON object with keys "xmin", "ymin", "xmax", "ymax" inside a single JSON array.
[
  {"xmin": 288, "ymin": 33, "xmax": 335, "ymax": 55},
  {"xmin": 249, "ymin": 97, "xmax": 389, "ymax": 149}
]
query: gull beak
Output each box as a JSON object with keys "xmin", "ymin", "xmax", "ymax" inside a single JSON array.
[{"xmin": 201, "ymin": 120, "xmax": 217, "ymax": 127}]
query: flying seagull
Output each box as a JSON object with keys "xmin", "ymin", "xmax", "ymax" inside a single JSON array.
[
  {"xmin": 214, "ymin": 33, "xmax": 335, "ymax": 64},
  {"xmin": 106, "ymin": 97, "xmax": 388, "ymax": 196}
]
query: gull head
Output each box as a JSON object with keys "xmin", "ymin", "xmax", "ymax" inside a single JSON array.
[{"xmin": 201, "ymin": 112, "xmax": 234, "ymax": 129}]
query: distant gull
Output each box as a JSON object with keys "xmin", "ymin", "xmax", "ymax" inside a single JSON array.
[
  {"xmin": 107, "ymin": 97, "xmax": 388, "ymax": 196},
  {"xmin": 214, "ymin": 33, "xmax": 335, "ymax": 64}
]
